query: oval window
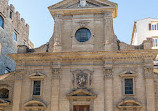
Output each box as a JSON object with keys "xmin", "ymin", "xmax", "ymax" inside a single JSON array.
[{"xmin": 75, "ymin": 28, "xmax": 91, "ymax": 42}]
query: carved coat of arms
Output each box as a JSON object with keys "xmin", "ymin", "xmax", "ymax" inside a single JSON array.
[{"xmin": 76, "ymin": 73, "xmax": 88, "ymax": 88}]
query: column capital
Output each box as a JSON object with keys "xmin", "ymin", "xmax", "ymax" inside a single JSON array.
[
  {"xmin": 52, "ymin": 68, "xmax": 61, "ymax": 79},
  {"xmin": 103, "ymin": 68, "xmax": 112, "ymax": 78},
  {"xmin": 144, "ymin": 67, "xmax": 154, "ymax": 79}
]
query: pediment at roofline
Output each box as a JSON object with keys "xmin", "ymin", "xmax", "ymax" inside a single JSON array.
[
  {"xmin": 52, "ymin": 0, "xmax": 112, "ymax": 9},
  {"xmin": 48, "ymin": 0, "xmax": 117, "ymax": 18},
  {"xmin": 67, "ymin": 89, "xmax": 97, "ymax": 100}
]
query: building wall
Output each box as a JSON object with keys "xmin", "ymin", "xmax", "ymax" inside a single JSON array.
[
  {"xmin": 0, "ymin": 0, "xmax": 34, "ymax": 74},
  {"xmin": 0, "ymin": 0, "xmax": 157, "ymax": 111},
  {"xmin": 131, "ymin": 18, "xmax": 158, "ymax": 47},
  {"xmin": 3, "ymin": 52, "xmax": 154, "ymax": 111}
]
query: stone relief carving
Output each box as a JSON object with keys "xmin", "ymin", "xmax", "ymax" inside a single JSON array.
[
  {"xmin": 76, "ymin": 21, "xmax": 90, "ymax": 27},
  {"xmin": 80, "ymin": 0, "xmax": 87, "ymax": 7},
  {"xmin": 76, "ymin": 73, "xmax": 88, "ymax": 88},
  {"xmin": 72, "ymin": 69, "xmax": 93, "ymax": 89}
]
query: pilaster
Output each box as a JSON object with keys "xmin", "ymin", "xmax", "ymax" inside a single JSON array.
[
  {"xmin": 12, "ymin": 74, "xmax": 23, "ymax": 111},
  {"xmin": 51, "ymin": 68, "xmax": 61, "ymax": 111},
  {"xmin": 144, "ymin": 67, "xmax": 155, "ymax": 111},
  {"xmin": 53, "ymin": 15, "xmax": 63, "ymax": 52},
  {"xmin": 104, "ymin": 68, "xmax": 113, "ymax": 111},
  {"xmin": 104, "ymin": 12, "xmax": 115, "ymax": 51}
]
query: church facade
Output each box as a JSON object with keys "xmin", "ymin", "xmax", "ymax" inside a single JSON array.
[{"xmin": 0, "ymin": 0, "xmax": 158, "ymax": 111}]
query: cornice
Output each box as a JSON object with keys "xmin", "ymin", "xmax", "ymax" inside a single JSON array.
[{"xmin": 9, "ymin": 50, "xmax": 158, "ymax": 62}]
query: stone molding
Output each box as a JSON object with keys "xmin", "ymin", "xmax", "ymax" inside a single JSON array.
[
  {"xmin": 120, "ymin": 70, "xmax": 137, "ymax": 77},
  {"xmin": 9, "ymin": 50, "xmax": 157, "ymax": 63},
  {"xmin": 66, "ymin": 89, "xmax": 97, "ymax": 100},
  {"xmin": 29, "ymin": 72, "xmax": 46, "ymax": 79},
  {"xmin": 24, "ymin": 100, "xmax": 47, "ymax": 111},
  {"xmin": 117, "ymin": 97, "xmax": 142, "ymax": 110}
]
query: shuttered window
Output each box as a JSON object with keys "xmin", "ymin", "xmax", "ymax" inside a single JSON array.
[
  {"xmin": 153, "ymin": 38, "xmax": 158, "ymax": 47},
  {"xmin": 149, "ymin": 23, "xmax": 158, "ymax": 30},
  {"xmin": 149, "ymin": 23, "xmax": 151, "ymax": 30}
]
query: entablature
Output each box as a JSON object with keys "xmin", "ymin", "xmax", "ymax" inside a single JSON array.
[{"xmin": 9, "ymin": 50, "xmax": 157, "ymax": 63}]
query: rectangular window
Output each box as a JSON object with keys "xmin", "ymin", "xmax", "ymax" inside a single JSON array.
[
  {"xmin": 10, "ymin": 11, "xmax": 13, "ymax": 19},
  {"xmin": 4, "ymin": 67, "xmax": 11, "ymax": 74},
  {"xmin": 151, "ymin": 24, "xmax": 157, "ymax": 30},
  {"xmin": 153, "ymin": 38, "xmax": 158, "ymax": 47},
  {"xmin": 33, "ymin": 81, "xmax": 41, "ymax": 95},
  {"xmin": 125, "ymin": 78, "xmax": 133, "ymax": 95},
  {"xmin": 14, "ymin": 32, "xmax": 17, "ymax": 41}
]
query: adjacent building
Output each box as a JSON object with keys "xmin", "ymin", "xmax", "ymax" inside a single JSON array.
[
  {"xmin": 0, "ymin": 0, "xmax": 34, "ymax": 74},
  {"xmin": 0, "ymin": 0, "xmax": 157, "ymax": 111},
  {"xmin": 131, "ymin": 18, "xmax": 158, "ymax": 65},
  {"xmin": 131, "ymin": 17, "xmax": 158, "ymax": 49}
]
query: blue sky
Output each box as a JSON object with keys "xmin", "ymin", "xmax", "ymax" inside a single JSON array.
[{"xmin": 9, "ymin": 0, "xmax": 158, "ymax": 48}]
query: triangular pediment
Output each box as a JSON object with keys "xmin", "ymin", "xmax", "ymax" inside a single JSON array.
[
  {"xmin": 29, "ymin": 72, "xmax": 47, "ymax": 79},
  {"xmin": 48, "ymin": 0, "xmax": 117, "ymax": 18},
  {"xmin": 67, "ymin": 89, "xmax": 97, "ymax": 100},
  {"xmin": 118, "ymin": 97, "xmax": 142, "ymax": 109},
  {"xmin": 120, "ymin": 70, "xmax": 137, "ymax": 77},
  {"xmin": 53, "ymin": 1, "xmax": 111, "ymax": 9}
]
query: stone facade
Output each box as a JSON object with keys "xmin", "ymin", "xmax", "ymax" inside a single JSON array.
[
  {"xmin": 0, "ymin": 0, "xmax": 34, "ymax": 74},
  {"xmin": 0, "ymin": 0, "xmax": 158, "ymax": 111}
]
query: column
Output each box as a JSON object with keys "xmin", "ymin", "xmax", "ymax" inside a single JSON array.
[
  {"xmin": 104, "ymin": 68, "xmax": 113, "ymax": 111},
  {"xmin": 104, "ymin": 12, "xmax": 116, "ymax": 51},
  {"xmin": 12, "ymin": 79, "xmax": 22, "ymax": 111},
  {"xmin": 144, "ymin": 67, "xmax": 155, "ymax": 111},
  {"xmin": 51, "ymin": 68, "xmax": 60, "ymax": 111}
]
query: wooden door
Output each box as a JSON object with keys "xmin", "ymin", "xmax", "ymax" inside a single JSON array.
[{"xmin": 73, "ymin": 105, "xmax": 89, "ymax": 111}]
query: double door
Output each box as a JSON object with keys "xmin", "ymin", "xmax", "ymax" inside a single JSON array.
[{"xmin": 73, "ymin": 105, "xmax": 89, "ymax": 111}]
